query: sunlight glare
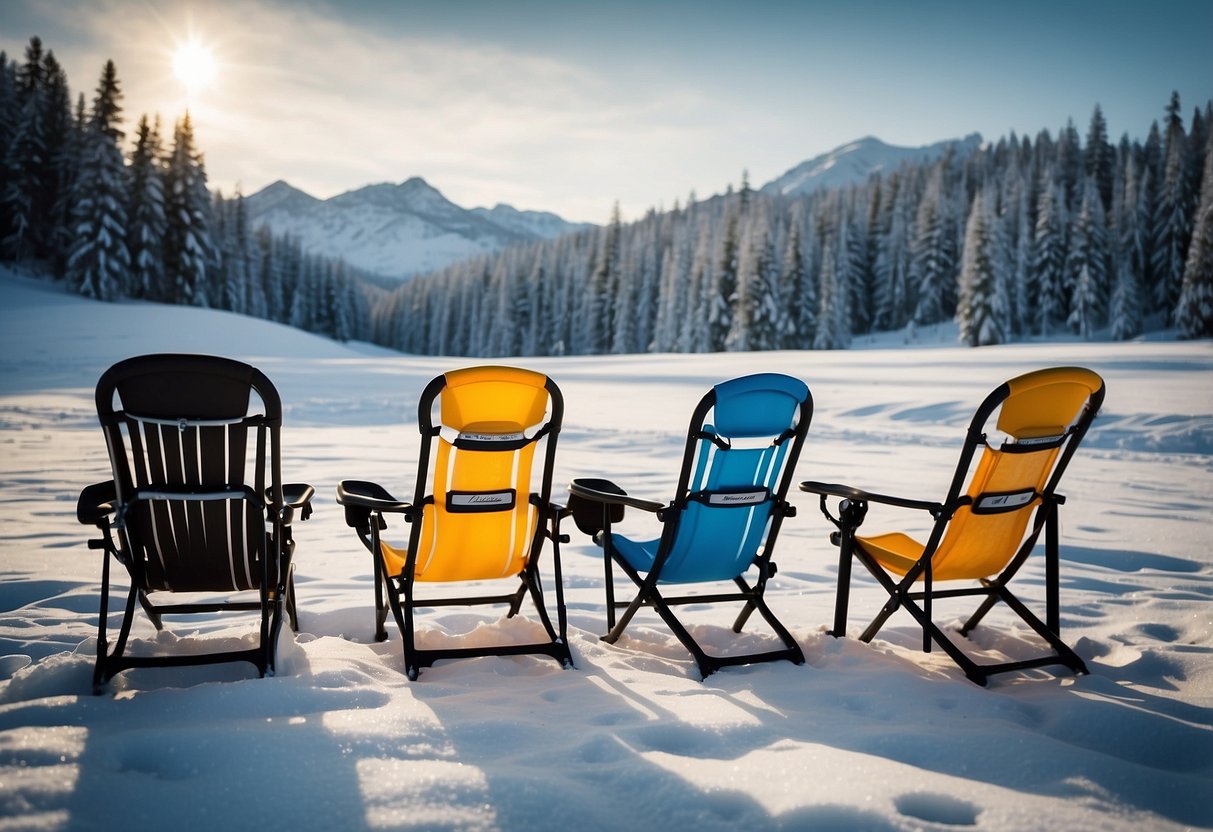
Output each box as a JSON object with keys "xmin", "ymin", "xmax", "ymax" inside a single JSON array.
[{"xmin": 172, "ymin": 40, "xmax": 216, "ymax": 97}]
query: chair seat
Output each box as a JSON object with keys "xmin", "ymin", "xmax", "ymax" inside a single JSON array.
[
  {"xmin": 380, "ymin": 540, "xmax": 519, "ymax": 582},
  {"xmin": 857, "ymin": 532, "xmax": 986, "ymax": 582},
  {"xmin": 612, "ymin": 534, "xmax": 753, "ymax": 584}
]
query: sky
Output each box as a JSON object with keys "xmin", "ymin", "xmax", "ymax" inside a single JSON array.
[{"xmin": 2, "ymin": 0, "xmax": 1211, "ymax": 224}]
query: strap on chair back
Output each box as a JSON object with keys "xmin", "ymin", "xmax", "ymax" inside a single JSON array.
[
  {"xmin": 96, "ymin": 354, "xmax": 283, "ymax": 593},
  {"xmin": 928, "ymin": 367, "xmax": 1105, "ymax": 581},
  {"xmin": 658, "ymin": 373, "xmax": 810, "ymax": 583},
  {"xmin": 403, "ymin": 366, "xmax": 561, "ymax": 582}
]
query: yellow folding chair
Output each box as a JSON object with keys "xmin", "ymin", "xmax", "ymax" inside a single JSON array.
[
  {"xmin": 802, "ymin": 367, "xmax": 1105, "ymax": 685},
  {"xmin": 337, "ymin": 366, "xmax": 571, "ymax": 679}
]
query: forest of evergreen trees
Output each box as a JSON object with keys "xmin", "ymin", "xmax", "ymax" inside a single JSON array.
[
  {"xmin": 3, "ymin": 35, "xmax": 1212, "ymax": 355},
  {"xmin": 0, "ymin": 37, "xmax": 377, "ymax": 342},
  {"xmin": 375, "ymin": 95, "xmax": 1213, "ymax": 355}
]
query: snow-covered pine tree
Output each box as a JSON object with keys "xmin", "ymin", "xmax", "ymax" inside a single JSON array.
[
  {"xmin": 583, "ymin": 204, "xmax": 621, "ymax": 354},
  {"xmin": 1085, "ymin": 104, "xmax": 1114, "ymax": 212},
  {"xmin": 910, "ymin": 162, "xmax": 958, "ymax": 325},
  {"xmin": 0, "ymin": 54, "xmax": 15, "ymax": 212},
  {"xmin": 1176, "ymin": 136, "xmax": 1213, "ymax": 338},
  {"xmin": 849, "ymin": 187, "xmax": 877, "ymax": 334},
  {"xmin": 957, "ymin": 187, "xmax": 1006, "ymax": 346},
  {"xmin": 1109, "ymin": 150, "xmax": 1144, "ymax": 340},
  {"xmin": 1065, "ymin": 177, "xmax": 1109, "ymax": 336},
  {"xmin": 680, "ymin": 216, "xmax": 714, "ymax": 352},
  {"xmin": 873, "ymin": 174, "xmax": 914, "ymax": 331},
  {"xmin": 707, "ymin": 210, "xmax": 738, "ymax": 351},
  {"xmin": 1, "ymin": 38, "xmax": 49, "ymax": 263},
  {"xmin": 162, "ymin": 112, "xmax": 215, "ymax": 306},
  {"xmin": 1056, "ymin": 118, "xmax": 1083, "ymax": 206},
  {"xmin": 1031, "ymin": 174, "xmax": 1068, "ymax": 334},
  {"xmin": 1009, "ymin": 175, "xmax": 1033, "ymax": 336},
  {"xmin": 34, "ymin": 51, "xmax": 73, "ymax": 269},
  {"xmin": 126, "ymin": 114, "xmax": 166, "ymax": 300},
  {"xmin": 611, "ymin": 244, "xmax": 639, "ymax": 354},
  {"xmin": 777, "ymin": 222, "xmax": 807, "ymax": 349},
  {"xmin": 1151, "ymin": 91, "xmax": 1193, "ymax": 318},
  {"xmin": 65, "ymin": 60, "xmax": 130, "ymax": 301},
  {"xmin": 813, "ymin": 204, "xmax": 852, "ymax": 350}
]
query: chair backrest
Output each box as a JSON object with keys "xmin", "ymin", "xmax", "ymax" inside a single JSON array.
[
  {"xmin": 408, "ymin": 366, "xmax": 562, "ymax": 582},
  {"xmin": 929, "ymin": 367, "xmax": 1105, "ymax": 581},
  {"xmin": 658, "ymin": 373, "xmax": 812, "ymax": 583},
  {"xmin": 95, "ymin": 354, "xmax": 284, "ymax": 592}
]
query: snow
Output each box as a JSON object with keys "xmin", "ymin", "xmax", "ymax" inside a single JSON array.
[{"xmin": 1, "ymin": 266, "xmax": 1211, "ymax": 831}]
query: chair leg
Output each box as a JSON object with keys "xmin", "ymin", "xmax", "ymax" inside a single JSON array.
[
  {"xmin": 829, "ymin": 499, "xmax": 866, "ymax": 637},
  {"xmin": 959, "ymin": 589, "xmax": 1001, "ymax": 637},
  {"xmin": 286, "ymin": 569, "xmax": 299, "ymax": 633},
  {"xmin": 137, "ymin": 590, "xmax": 163, "ymax": 630},
  {"xmin": 506, "ymin": 579, "xmax": 528, "ymax": 618},
  {"xmin": 996, "ymin": 587, "xmax": 1088, "ymax": 674},
  {"xmin": 831, "ymin": 542, "xmax": 854, "ymax": 638}
]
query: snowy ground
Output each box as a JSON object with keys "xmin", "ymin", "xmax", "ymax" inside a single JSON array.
[{"xmin": 1, "ymin": 267, "xmax": 1211, "ymax": 831}]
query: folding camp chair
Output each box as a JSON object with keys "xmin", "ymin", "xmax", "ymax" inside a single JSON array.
[
  {"xmin": 801, "ymin": 367, "xmax": 1105, "ymax": 686},
  {"xmin": 567, "ymin": 373, "xmax": 812, "ymax": 679},
  {"xmin": 77, "ymin": 354, "xmax": 314, "ymax": 693},
  {"xmin": 336, "ymin": 366, "xmax": 571, "ymax": 680}
]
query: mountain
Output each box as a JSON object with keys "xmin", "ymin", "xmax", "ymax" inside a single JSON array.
[
  {"xmin": 760, "ymin": 133, "xmax": 983, "ymax": 197},
  {"xmin": 244, "ymin": 177, "xmax": 593, "ymax": 280}
]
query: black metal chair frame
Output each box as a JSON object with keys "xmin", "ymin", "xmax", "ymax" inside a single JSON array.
[
  {"xmin": 568, "ymin": 384, "xmax": 811, "ymax": 679},
  {"xmin": 801, "ymin": 374, "xmax": 1104, "ymax": 686},
  {"xmin": 77, "ymin": 354, "xmax": 313, "ymax": 693},
  {"xmin": 337, "ymin": 371, "xmax": 572, "ymax": 680}
]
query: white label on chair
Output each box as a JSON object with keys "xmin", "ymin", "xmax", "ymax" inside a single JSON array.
[
  {"xmin": 708, "ymin": 490, "xmax": 767, "ymax": 506},
  {"xmin": 976, "ymin": 491, "xmax": 1035, "ymax": 511},
  {"xmin": 458, "ymin": 431, "xmax": 525, "ymax": 443},
  {"xmin": 449, "ymin": 490, "xmax": 515, "ymax": 508},
  {"xmin": 1013, "ymin": 434, "xmax": 1064, "ymax": 446}
]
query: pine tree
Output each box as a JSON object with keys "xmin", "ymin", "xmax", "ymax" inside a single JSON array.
[
  {"xmin": 707, "ymin": 211, "xmax": 738, "ymax": 351},
  {"xmin": 1085, "ymin": 104, "xmax": 1114, "ymax": 212},
  {"xmin": 65, "ymin": 60, "xmax": 130, "ymax": 301},
  {"xmin": 874, "ymin": 176, "xmax": 913, "ymax": 331},
  {"xmin": 1176, "ymin": 136, "xmax": 1213, "ymax": 337},
  {"xmin": 1110, "ymin": 152, "xmax": 1144, "ymax": 340},
  {"xmin": 163, "ymin": 112, "xmax": 215, "ymax": 306},
  {"xmin": 1, "ymin": 38, "xmax": 49, "ymax": 262},
  {"xmin": 1151, "ymin": 91, "xmax": 1193, "ymax": 318},
  {"xmin": 584, "ymin": 204, "xmax": 620, "ymax": 353},
  {"xmin": 957, "ymin": 187, "xmax": 1006, "ymax": 346},
  {"xmin": 1056, "ymin": 118, "xmax": 1083, "ymax": 205},
  {"xmin": 814, "ymin": 223, "xmax": 851, "ymax": 350},
  {"xmin": 777, "ymin": 223, "xmax": 808, "ymax": 348},
  {"xmin": 1031, "ymin": 175, "xmax": 1068, "ymax": 334},
  {"xmin": 1065, "ymin": 177, "xmax": 1109, "ymax": 336},
  {"xmin": 910, "ymin": 163, "xmax": 958, "ymax": 324},
  {"xmin": 126, "ymin": 114, "xmax": 166, "ymax": 299}
]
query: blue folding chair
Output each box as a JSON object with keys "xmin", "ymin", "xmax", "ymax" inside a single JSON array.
[{"xmin": 568, "ymin": 373, "xmax": 812, "ymax": 678}]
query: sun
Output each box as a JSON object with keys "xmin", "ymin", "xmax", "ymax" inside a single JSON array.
[{"xmin": 172, "ymin": 40, "xmax": 217, "ymax": 97}]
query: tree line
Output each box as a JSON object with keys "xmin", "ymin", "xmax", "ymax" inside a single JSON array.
[
  {"xmin": 3, "ymin": 35, "xmax": 1211, "ymax": 354},
  {"xmin": 376, "ymin": 95, "xmax": 1213, "ymax": 355},
  {"xmin": 0, "ymin": 37, "xmax": 377, "ymax": 341}
]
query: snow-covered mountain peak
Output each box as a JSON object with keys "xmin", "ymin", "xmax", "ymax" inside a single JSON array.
[
  {"xmin": 250, "ymin": 179, "xmax": 321, "ymax": 212},
  {"xmin": 244, "ymin": 177, "xmax": 591, "ymax": 281},
  {"xmin": 761, "ymin": 133, "xmax": 983, "ymax": 197}
]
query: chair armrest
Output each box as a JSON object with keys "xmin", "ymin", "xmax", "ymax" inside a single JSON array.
[
  {"xmin": 282, "ymin": 483, "xmax": 315, "ymax": 522},
  {"xmin": 336, "ymin": 480, "xmax": 411, "ymax": 512},
  {"xmin": 799, "ymin": 480, "xmax": 942, "ymax": 514},
  {"xmin": 337, "ymin": 480, "xmax": 412, "ymax": 530},
  {"xmin": 78, "ymin": 480, "xmax": 117, "ymax": 526},
  {"xmin": 568, "ymin": 478, "xmax": 664, "ymax": 513}
]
